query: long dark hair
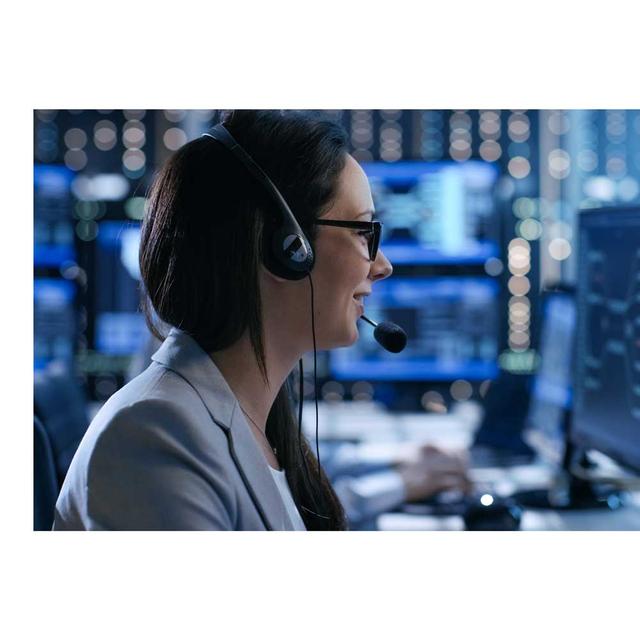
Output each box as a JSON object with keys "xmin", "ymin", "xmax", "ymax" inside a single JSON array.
[{"xmin": 139, "ymin": 110, "xmax": 349, "ymax": 530}]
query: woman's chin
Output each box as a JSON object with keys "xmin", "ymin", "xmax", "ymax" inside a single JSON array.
[
  {"xmin": 317, "ymin": 328, "xmax": 358, "ymax": 351},
  {"xmin": 338, "ymin": 324, "xmax": 359, "ymax": 348}
]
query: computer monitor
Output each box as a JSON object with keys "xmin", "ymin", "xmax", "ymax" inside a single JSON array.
[
  {"xmin": 93, "ymin": 220, "xmax": 146, "ymax": 356},
  {"xmin": 34, "ymin": 164, "xmax": 76, "ymax": 267},
  {"xmin": 571, "ymin": 206, "xmax": 640, "ymax": 473},
  {"xmin": 361, "ymin": 161, "xmax": 499, "ymax": 265},
  {"xmin": 330, "ymin": 275, "xmax": 500, "ymax": 381},
  {"xmin": 34, "ymin": 278, "xmax": 76, "ymax": 370},
  {"xmin": 523, "ymin": 289, "xmax": 576, "ymax": 465}
]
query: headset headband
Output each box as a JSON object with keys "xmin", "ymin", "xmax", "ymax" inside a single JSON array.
[{"xmin": 201, "ymin": 124, "xmax": 314, "ymax": 280}]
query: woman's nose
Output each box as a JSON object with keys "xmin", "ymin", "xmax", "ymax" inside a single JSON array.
[{"xmin": 369, "ymin": 248, "xmax": 393, "ymax": 283}]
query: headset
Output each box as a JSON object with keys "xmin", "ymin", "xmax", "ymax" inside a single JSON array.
[{"xmin": 202, "ymin": 122, "xmax": 328, "ymax": 523}]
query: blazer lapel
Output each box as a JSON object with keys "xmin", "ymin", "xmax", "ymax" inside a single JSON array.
[
  {"xmin": 151, "ymin": 328, "xmax": 295, "ymax": 531},
  {"xmin": 225, "ymin": 406, "xmax": 295, "ymax": 531}
]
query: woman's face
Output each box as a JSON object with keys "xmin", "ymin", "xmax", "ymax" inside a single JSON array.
[{"xmin": 309, "ymin": 153, "xmax": 393, "ymax": 349}]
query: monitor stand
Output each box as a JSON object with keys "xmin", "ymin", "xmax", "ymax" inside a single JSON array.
[{"xmin": 512, "ymin": 448, "xmax": 626, "ymax": 511}]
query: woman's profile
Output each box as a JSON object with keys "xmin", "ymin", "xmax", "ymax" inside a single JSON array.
[{"xmin": 53, "ymin": 109, "xmax": 393, "ymax": 531}]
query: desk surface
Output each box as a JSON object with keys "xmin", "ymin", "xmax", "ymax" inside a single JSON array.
[{"xmin": 378, "ymin": 493, "xmax": 640, "ymax": 531}]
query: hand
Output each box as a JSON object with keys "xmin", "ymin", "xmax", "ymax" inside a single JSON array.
[{"xmin": 397, "ymin": 444, "xmax": 471, "ymax": 502}]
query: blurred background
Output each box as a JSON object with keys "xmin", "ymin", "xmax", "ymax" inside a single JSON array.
[{"xmin": 33, "ymin": 109, "xmax": 640, "ymax": 530}]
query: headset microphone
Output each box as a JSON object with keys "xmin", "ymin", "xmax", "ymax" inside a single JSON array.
[{"xmin": 360, "ymin": 315, "xmax": 407, "ymax": 353}]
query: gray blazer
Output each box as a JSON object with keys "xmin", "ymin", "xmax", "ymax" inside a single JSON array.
[{"xmin": 53, "ymin": 328, "xmax": 301, "ymax": 530}]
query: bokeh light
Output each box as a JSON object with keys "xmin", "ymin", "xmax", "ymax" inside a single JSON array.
[
  {"xmin": 606, "ymin": 155, "xmax": 626, "ymax": 178},
  {"xmin": 351, "ymin": 381, "xmax": 374, "ymax": 401},
  {"xmin": 124, "ymin": 197, "xmax": 147, "ymax": 220},
  {"xmin": 508, "ymin": 113, "xmax": 530, "ymax": 142},
  {"xmin": 517, "ymin": 218, "xmax": 543, "ymax": 241},
  {"xmin": 449, "ymin": 110, "xmax": 472, "ymax": 162},
  {"xmin": 548, "ymin": 238, "xmax": 572, "ymax": 261},
  {"xmin": 321, "ymin": 380, "xmax": 345, "ymax": 403},
  {"xmin": 577, "ymin": 149, "xmax": 598, "ymax": 173},
  {"xmin": 548, "ymin": 149, "xmax": 571, "ymax": 179},
  {"xmin": 75, "ymin": 219, "xmax": 99, "ymax": 242},
  {"xmin": 508, "ymin": 156, "xmax": 531, "ymax": 179},
  {"xmin": 484, "ymin": 257, "xmax": 504, "ymax": 276},
  {"xmin": 122, "ymin": 149, "xmax": 146, "ymax": 172},
  {"xmin": 64, "ymin": 128, "xmax": 87, "ymax": 150},
  {"xmin": 450, "ymin": 379, "xmax": 473, "ymax": 402},
  {"xmin": 36, "ymin": 110, "xmax": 58, "ymax": 122},
  {"xmin": 512, "ymin": 197, "xmax": 537, "ymax": 219},
  {"xmin": 64, "ymin": 149, "xmax": 88, "ymax": 171},
  {"xmin": 479, "ymin": 112, "xmax": 501, "ymax": 140},
  {"xmin": 479, "ymin": 140, "xmax": 502, "ymax": 162},
  {"xmin": 94, "ymin": 120, "xmax": 117, "ymax": 151},
  {"xmin": 380, "ymin": 117, "xmax": 403, "ymax": 162},
  {"xmin": 74, "ymin": 201, "xmax": 101, "ymax": 221},
  {"xmin": 164, "ymin": 110, "xmax": 186, "ymax": 123},
  {"xmin": 163, "ymin": 127, "xmax": 188, "ymax": 151},
  {"xmin": 123, "ymin": 110, "xmax": 146, "ymax": 120},
  {"xmin": 618, "ymin": 176, "xmax": 640, "ymax": 201},
  {"xmin": 123, "ymin": 120, "xmax": 146, "ymax": 149},
  {"xmin": 548, "ymin": 111, "xmax": 570, "ymax": 135},
  {"xmin": 508, "ymin": 275, "xmax": 531, "ymax": 296}
]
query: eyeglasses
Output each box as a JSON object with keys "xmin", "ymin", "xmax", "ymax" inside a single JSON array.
[{"xmin": 315, "ymin": 219, "xmax": 382, "ymax": 261}]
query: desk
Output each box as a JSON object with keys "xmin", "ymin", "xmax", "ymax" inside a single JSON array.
[
  {"xmin": 302, "ymin": 399, "xmax": 482, "ymax": 447},
  {"xmin": 378, "ymin": 492, "xmax": 640, "ymax": 531},
  {"xmin": 307, "ymin": 401, "xmax": 640, "ymax": 530}
]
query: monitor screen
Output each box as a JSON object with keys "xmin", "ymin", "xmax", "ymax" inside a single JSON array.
[
  {"xmin": 93, "ymin": 220, "xmax": 146, "ymax": 355},
  {"xmin": 34, "ymin": 278, "xmax": 76, "ymax": 370},
  {"xmin": 524, "ymin": 291, "xmax": 576, "ymax": 465},
  {"xmin": 330, "ymin": 276, "xmax": 500, "ymax": 381},
  {"xmin": 34, "ymin": 164, "xmax": 76, "ymax": 267},
  {"xmin": 362, "ymin": 161, "xmax": 499, "ymax": 265},
  {"xmin": 571, "ymin": 207, "xmax": 640, "ymax": 472}
]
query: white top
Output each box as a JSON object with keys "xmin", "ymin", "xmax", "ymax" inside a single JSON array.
[{"xmin": 269, "ymin": 467, "xmax": 307, "ymax": 530}]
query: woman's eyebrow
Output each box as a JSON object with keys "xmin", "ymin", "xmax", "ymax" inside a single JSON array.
[{"xmin": 356, "ymin": 209, "xmax": 375, "ymax": 219}]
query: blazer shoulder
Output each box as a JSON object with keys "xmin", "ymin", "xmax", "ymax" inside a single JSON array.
[
  {"xmin": 93, "ymin": 367, "xmax": 232, "ymax": 463},
  {"xmin": 97, "ymin": 364, "xmax": 221, "ymax": 434},
  {"xmin": 81, "ymin": 383, "xmax": 238, "ymax": 530}
]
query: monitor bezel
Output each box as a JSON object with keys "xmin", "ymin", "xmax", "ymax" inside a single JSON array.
[{"xmin": 569, "ymin": 205, "xmax": 640, "ymax": 474}]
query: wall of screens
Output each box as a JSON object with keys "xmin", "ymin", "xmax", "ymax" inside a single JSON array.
[{"xmin": 33, "ymin": 110, "xmax": 640, "ymax": 409}]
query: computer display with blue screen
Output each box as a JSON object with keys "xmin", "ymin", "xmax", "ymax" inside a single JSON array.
[
  {"xmin": 34, "ymin": 164, "xmax": 78, "ymax": 370},
  {"xmin": 572, "ymin": 207, "xmax": 640, "ymax": 472},
  {"xmin": 34, "ymin": 164, "xmax": 76, "ymax": 267},
  {"xmin": 524, "ymin": 291, "xmax": 576, "ymax": 465},
  {"xmin": 330, "ymin": 276, "xmax": 499, "ymax": 381},
  {"xmin": 361, "ymin": 160, "xmax": 499, "ymax": 265},
  {"xmin": 93, "ymin": 220, "xmax": 146, "ymax": 356},
  {"xmin": 34, "ymin": 278, "xmax": 76, "ymax": 370}
]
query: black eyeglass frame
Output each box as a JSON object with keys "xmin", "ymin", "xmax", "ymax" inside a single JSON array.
[{"xmin": 314, "ymin": 219, "xmax": 382, "ymax": 261}]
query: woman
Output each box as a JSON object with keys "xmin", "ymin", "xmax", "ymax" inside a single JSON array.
[{"xmin": 53, "ymin": 109, "xmax": 393, "ymax": 530}]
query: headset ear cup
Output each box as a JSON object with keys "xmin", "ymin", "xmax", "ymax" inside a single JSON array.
[{"xmin": 266, "ymin": 228, "xmax": 314, "ymax": 280}]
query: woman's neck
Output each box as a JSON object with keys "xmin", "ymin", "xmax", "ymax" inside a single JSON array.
[{"xmin": 208, "ymin": 330, "xmax": 300, "ymax": 434}]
